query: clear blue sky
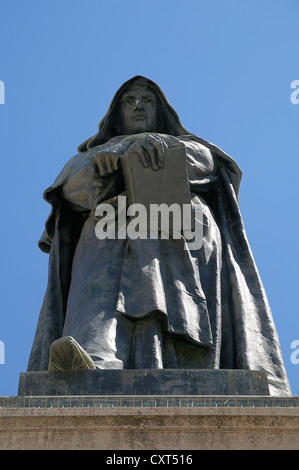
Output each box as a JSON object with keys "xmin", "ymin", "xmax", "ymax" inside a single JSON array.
[{"xmin": 0, "ymin": 0, "xmax": 298, "ymax": 396}]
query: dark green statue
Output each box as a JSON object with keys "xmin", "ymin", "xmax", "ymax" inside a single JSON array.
[{"xmin": 27, "ymin": 76, "xmax": 291, "ymax": 396}]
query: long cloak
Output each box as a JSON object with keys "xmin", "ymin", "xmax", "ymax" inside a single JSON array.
[{"xmin": 27, "ymin": 77, "xmax": 291, "ymax": 396}]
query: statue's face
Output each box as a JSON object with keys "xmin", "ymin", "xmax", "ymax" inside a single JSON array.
[{"xmin": 119, "ymin": 85, "xmax": 158, "ymax": 134}]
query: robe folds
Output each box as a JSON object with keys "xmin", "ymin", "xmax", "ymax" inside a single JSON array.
[{"xmin": 27, "ymin": 132, "xmax": 291, "ymax": 396}]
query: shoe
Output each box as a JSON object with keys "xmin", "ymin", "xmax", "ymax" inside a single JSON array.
[{"xmin": 48, "ymin": 336, "xmax": 96, "ymax": 372}]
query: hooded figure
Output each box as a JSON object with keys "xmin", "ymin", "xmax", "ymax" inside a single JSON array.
[{"xmin": 27, "ymin": 76, "xmax": 291, "ymax": 396}]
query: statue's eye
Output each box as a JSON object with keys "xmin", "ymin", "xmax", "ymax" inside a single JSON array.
[
  {"xmin": 144, "ymin": 97, "xmax": 155, "ymax": 105},
  {"xmin": 122, "ymin": 97, "xmax": 135, "ymax": 106}
]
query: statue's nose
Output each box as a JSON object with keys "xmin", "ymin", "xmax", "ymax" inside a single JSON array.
[{"xmin": 134, "ymin": 98, "xmax": 144, "ymax": 109}]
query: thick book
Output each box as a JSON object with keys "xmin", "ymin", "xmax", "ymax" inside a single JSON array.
[{"xmin": 120, "ymin": 142, "xmax": 193, "ymax": 233}]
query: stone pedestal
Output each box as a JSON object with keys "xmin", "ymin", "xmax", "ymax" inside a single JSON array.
[
  {"xmin": 6, "ymin": 370, "xmax": 297, "ymax": 450},
  {"xmin": 18, "ymin": 369, "xmax": 270, "ymax": 396},
  {"xmin": 0, "ymin": 396, "xmax": 298, "ymax": 450}
]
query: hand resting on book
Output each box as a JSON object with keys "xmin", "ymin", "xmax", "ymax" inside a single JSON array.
[
  {"xmin": 93, "ymin": 133, "xmax": 177, "ymax": 176},
  {"xmin": 120, "ymin": 134, "xmax": 169, "ymax": 171}
]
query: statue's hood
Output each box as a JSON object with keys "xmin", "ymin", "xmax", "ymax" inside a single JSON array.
[
  {"xmin": 78, "ymin": 76, "xmax": 190, "ymax": 153},
  {"xmin": 77, "ymin": 75, "xmax": 242, "ymax": 196}
]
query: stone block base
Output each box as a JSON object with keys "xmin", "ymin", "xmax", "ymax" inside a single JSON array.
[
  {"xmin": 0, "ymin": 402, "xmax": 298, "ymax": 450},
  {"xmin": 18, "ymin": 369, "xmax": 270, "ymax": 396}
]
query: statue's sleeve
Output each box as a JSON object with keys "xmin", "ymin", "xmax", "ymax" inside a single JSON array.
[
  {"xmin": 183, "ymin": 140, "xmax": 214, "ymax": 174},
  {"xmin": 39, "ymin": 141, "xmax": 129, "ymax": 253},
  {"xmin": 58, "ymin": 141, "xmax": 129, "ymax": 212},
  {"xmin": 59, "ymin": 152, "xmax": 96, "ymax": 210},
  {"xmin": 176, "ymin": 137, "xmax": 218, "ymax": 190}
]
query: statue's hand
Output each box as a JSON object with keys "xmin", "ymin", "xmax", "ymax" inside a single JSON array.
[
  {"xmin": 92, "ymin": 141, "xmax": 132, "ymax": 177},
  {"xmin": 122, "ymin": 134, "xmax": 167, "ymax": 170},
  {"xmin": 93, "ymin": 150, "xmax": 120, "ymax": 177}
]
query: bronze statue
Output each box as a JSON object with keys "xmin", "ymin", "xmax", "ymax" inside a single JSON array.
[{"xmin": 27, "ymin": 76, "xmax": 291, "ymax": 396}]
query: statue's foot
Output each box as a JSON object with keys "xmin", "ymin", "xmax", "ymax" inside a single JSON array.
[{"xmin": 48, "ymin": 336, "xmax": 96, "ymax": 372}]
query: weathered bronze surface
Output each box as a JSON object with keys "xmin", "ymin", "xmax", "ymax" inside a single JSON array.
[
  {"xmin": 18, "ymin": 369, "xmax": 270, "ymax": 396},
  {"xmin": 25, "ymin": 76, "xmax": 291, "ymax": 396}
]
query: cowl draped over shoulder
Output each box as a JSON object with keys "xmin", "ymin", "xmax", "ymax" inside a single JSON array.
[{"xmin": 27, "ymin": 132, "xmax": 291, "ymax": 396}]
